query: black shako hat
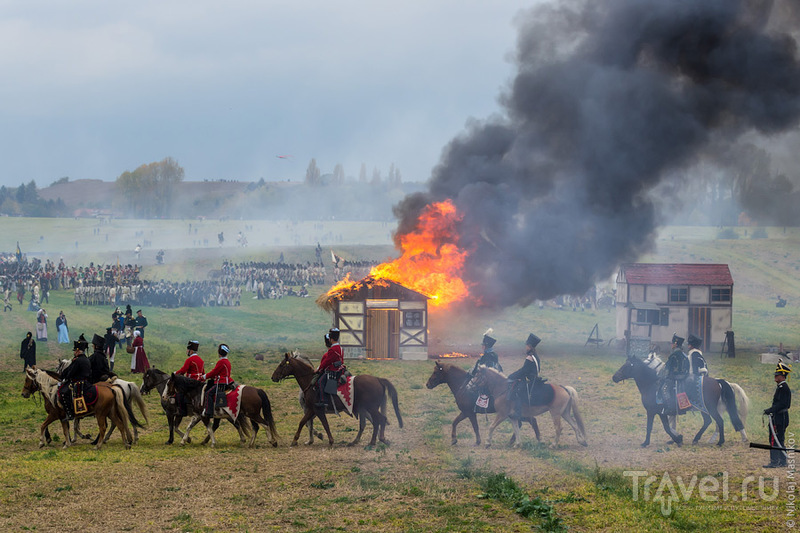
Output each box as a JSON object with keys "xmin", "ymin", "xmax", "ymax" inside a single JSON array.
[
  {"xmin": 526, "ymin": 333, "xmax": 541, "ymax": 348},
  {"xmin": 483, "ymin": 335, "xmax": 497, "ymax": 349},
  {"xmin": 328, "ymin": 328, "xmax": 340, "ymax": 342},
  {"xmin": 687, "ymin": 334, "xmax": 702, "ymax": 348},
  {"xmin": 187, "ymin": 340, "xmax": 199, "ymax": 351},
  {"xmin": 218, "ymin": 344, "xmax": 230, "ymax": 357},
  {"xmin": 671, "ymin": 333, "xmax": 684, "ymax": 347},
  {"xmin": 92, "ymin": 333, "xmax": 105, "ymax": 349}
]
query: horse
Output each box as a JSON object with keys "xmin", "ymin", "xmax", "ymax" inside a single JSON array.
[
  {"xmin": 20, "ymin": 368, "xmax": 86, "ymax": 447},
  {"xmin": 163, "ymin": 374, "xmax": 278, "ymax": 448},
  {"xmin": 470, "ymin": 365, "xmax": 588, "ymax": 448},
  {"xmin": 425, "ymin": 361, "xmax": 540, "ymax": 446},
  {"xmin": 141, "ymin": 367, "xmax": 212, "ymax": 444},
  {"xmin": 56, "ymin": 359, "xmax": 148, "ymax": 444},
  {"xmin": 271, "ymin": 352, "xmax": 403, "ymax": 447},
  {"xmin": 612, "ymin": 354, "xmax": 748, "ymax": 447},
  {"xmin": 21, "ymin": 367, "xmax": 133, "ymax": 450}
]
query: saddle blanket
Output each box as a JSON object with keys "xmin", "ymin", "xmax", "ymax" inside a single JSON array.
[
  {"xmin": 528, "ymin": 382, "xmax": 555, "ymax": 406},
  {"xmin": 336, "ymin": 376, "xmax": 355, "ymax": 416},
  {"xmin": 58, "ymin": 383, "xmax": 99, "ymax": 409},
  {"xmin": 219, "ymin": 385, "xmax": 245, "ymax": 420}
]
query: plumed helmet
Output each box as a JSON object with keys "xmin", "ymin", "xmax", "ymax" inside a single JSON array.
[
  {"xmin": 328, "ymin": 328, "xmax": 340, "ymax": 342},
  {"xmin": 687, "ymin": 334, "xmax": 702, "ymax": 348},
  {"xmin": 187, "ymin": 340, "xmax": 199, "ymax": 351},
  {"xmin": 74, "ymin": 334, "xmax": 88, "ymax": 351},
  {"xmin": 218, "ymin": 344, "xmax": 230, "ymax": 357},
  {"xmin": 324, "ymin": 333, "xmax": 332, "ymax": 348},
  {"xmin": 526, "ymin": 333, "xmax": 541, "ymax": 348},
  {"xmin": 775, "ymin": 361, "xmax": 792, "ymax": 376},
  {"xmin": 671, "ymin": 333, "xmax": 684, "ymax": 347},
  {"xmin": 92, "ymin": 333, "xmax": 105, "ymax": 349}
]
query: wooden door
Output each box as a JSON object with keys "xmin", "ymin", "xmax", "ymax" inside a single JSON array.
[
  {"xmin": 366, "ymin": 309, "xmax": 400, "ymax": 359},
  {"xmin": 688, "ymin": 307, "xmax": 711, "ymax": 352}
]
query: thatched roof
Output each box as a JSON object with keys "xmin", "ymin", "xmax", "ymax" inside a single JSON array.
[{"xmin": 316, "ymin": 276, "xmax": 429, "ymax": 313}]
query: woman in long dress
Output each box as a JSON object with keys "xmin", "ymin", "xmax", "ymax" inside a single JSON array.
[
  {"xmin": 130, "ymin": 330, "xmax": 151, "ymax": 374},
  {"xmin": 56, "ymin": 310, "xmax": 70, "ymax": 343},
  {"xmin": 35, "ymin": 308, "xmax": 48, "ymax": 341}
]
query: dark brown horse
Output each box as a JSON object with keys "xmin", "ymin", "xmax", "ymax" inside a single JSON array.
[
  {"xmin": 612, "ymin": 354, "xmax": 748, "ymax": 447},
  {"xmin": 164, "ymin": 374, "xmax": 279, "ymax": 448},
  {"xmin": 22, "ymin": 367, "xmax": 132, "ymax": 450},
  {"xmin": 426, "ymin": 361, "xmax": 540, "ymax": 446},
  {"xmin": 271, "ymin": 352, "xmax": 403, "ymax": 447}
]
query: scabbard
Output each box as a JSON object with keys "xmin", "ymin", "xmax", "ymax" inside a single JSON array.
[{"xmin": 749, "ymin": 442, "xmax": 799, "ymax": 453}]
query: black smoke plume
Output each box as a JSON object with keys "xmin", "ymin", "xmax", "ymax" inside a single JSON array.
[{"xmin": 394, "ymin": 0, "xmax": 800, "ymax": 308}]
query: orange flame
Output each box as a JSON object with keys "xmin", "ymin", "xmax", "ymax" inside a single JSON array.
[
  {"xmin": 324, "ymin": 199, "xmax": 471, "ymax": 309},
  {"xmin": 436, "ymin": 352, "xmax": 470, "ymax": 358}
]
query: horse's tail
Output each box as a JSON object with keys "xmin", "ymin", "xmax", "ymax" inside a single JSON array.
[
  {"xmin": 110, "ymin": 385, "xmax": 132, "ymax": 441},
  {"xmin": 116, "ymin": 385, "xmax": 145, "ymax": 430},
  {"xmin": 257, "ymin": 388, "xmax": 279, "ymax": 439},
  {"xmin": 128, "ymin": 383, "xmax": 150, "ymax": 426},
  {"xmin": 719, "ymin": 379, "xmax": 746, "ymax": 432},
  {"xmin": 564, "ymin": 385, "xmax": 587, "ymax": 443},
  {"xmin": 379, "ymin": 378, "xmax": 403, "ymax": 428}
]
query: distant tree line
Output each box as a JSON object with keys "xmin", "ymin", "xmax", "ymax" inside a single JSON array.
[
  {"xmin": 115, "ymin": 157, "xmax": 185, "ymax": 218},
  {"xmin": 0, "ymin": 180, "xmax": 68, "ymax": 217}
]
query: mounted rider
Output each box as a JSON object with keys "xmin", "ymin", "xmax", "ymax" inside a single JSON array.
[
  {"xmin": 174, "ymin": 340, "xmax": 204, "ymax": 415},
  {"xmin": 58, "ymin": 334, "xmax": 91, "ymax": 420},
  {"xmin": 507, "ymin": 333, "xmax": 542, "ymax": 418},
  {"xmin": 471, "ymin": 329, "xmax": 503, "ymax": 375},
  {"xmin": 88, "ymin": 333, "xmax": 115, "ymax": 383},
  {"xmin": 315, "ymin": 328, "xmax": 345, "ymax": 408},
  {"xmin": 661, "ymin": 333, "xmax": 690, "ymax": 412},
  {"xmin": 686, "ymin": 334, "xmax": 707, "ymax": 376},
  {"xmin": 200, "ymin": 344, "xmax": 234, "ymax": 417}
]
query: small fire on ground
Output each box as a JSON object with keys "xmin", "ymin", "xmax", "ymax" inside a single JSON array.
[{"xmin": 435, "ymin": 352, "xmax": 470, "ymax": 359}]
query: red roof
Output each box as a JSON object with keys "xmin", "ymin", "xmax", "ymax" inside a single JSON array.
[{"xmin": 620, "ymin": 263, "xmax": 733, "ymax": 286}]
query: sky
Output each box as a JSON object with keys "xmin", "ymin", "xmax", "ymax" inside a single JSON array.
[{"xmin": 0, "ymin": 1, "xmax": 534, "ymax": 188}]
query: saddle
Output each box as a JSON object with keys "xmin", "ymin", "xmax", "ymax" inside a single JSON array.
[
  {"xmin": 657, "ymin": 375, "xmax": 704, "ymax": 415},
  {"xmin": 515, "ymin": 377, "xmax": 554, "ymax": 407}
]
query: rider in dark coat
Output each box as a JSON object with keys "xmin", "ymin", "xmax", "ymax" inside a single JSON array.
[
  {"xmin": 508, "ymin": 333, "xmax": 542, "ymax": 417},
  {"xmin": 763, "ymin": 361, "xmax": 792, "ymax": 468},
  {"xmin": 472, "ymin": 330, "xmax": 503, "ymax": 375},
  {"xmin": 662, "ymin": 333, "xmax": 689, "ymax": 412},
  {"xmin": 686, "ymin": 334, "xmax": 708, "ymax": 375},
  {"xmin": 59, "ymin": 335, "xmax": 91, "ymax": 420},
  {"xmin": 88, "ymin": 333, "xmax": 114, "ymax": 383}
]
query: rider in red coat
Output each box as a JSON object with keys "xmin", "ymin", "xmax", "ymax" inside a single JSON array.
[
  {"xmin": 315, "ymin": 328, "xmax": 344, "ymax": 407},
  {"xmin": 174, "ymin": 340, "xmax": 204, "ymax": 415},
  {"xmin": 176, "ymin": 340, "xmax": 204, "ymax": 380},
  {"xmin": 201, "ymin": 344, "xmax": 234, "ymax": 416}
]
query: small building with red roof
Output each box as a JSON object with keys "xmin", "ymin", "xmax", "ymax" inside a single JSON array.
[{"xmin": 616, "ymin": 263, "xmax": 733, "ymax": 352}]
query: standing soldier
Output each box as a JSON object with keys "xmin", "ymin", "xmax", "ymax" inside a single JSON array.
[
  {"xmin": 135, "ymin": 309, "xmax": 148, "ymax": 338},
  {"xmin": 200, "ymin": 344, "xmax": 234, "ymax": 417},
  {"xmin": 686, "ymin": 334, "xmax": 708, "ymax": 375},
  {"xmin": 175, "ymin": 341, "xmax": 204, "ymax": 416},
  {"xmin": 763, "ymin": 361, "xmax": 792, "ymax": 468}
]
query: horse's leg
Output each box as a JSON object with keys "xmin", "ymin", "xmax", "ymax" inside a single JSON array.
[
  {"xmin": 658, "ymin": 414, "xmax": 683, "ymax": 446},
  {"xmin": 485, "ymin": 414, "xmax": 506, "ymax": 448},
  {"xmin": 450, "ymin": 411, "xmax": 468, "ymax": 446},
  {"xmin": 292, "ymin": 410, "xmax": 318, "ymax": 446},
  {"xmin": 693, "ymin": 412, "xmax": 713, "ymax": 444},
  {"xmin": 641, "ymin": 412, "xmax": 655, "ymax": 447},
  {"xmin": 165, "ymin": 412, "xmax": 176, "ymax": 444},
  {"xmin": 316, "ymin": 411, "xmax": 335, "ymax": 447},
  {"xmin": 60, "ymin": 419, "xmax": 71, "ymax": 449},
  {"xmin": 711, "ymin": 408, "xmax": 725, "ymax": 446},
  {"xmin": 529, "ymin": 417, "xmax": 541, "ymax": 442},
  {"xmin": 348, "ymin": 412, "xmax": 367, "ymax": 447},
  {"xmin": 39, "ymin": 412, "xmax": 58, "ymax": 448},
  {"xmin": 560, "ymin": 411, "xmax": 587, "ymax": 446},
  {"xmin": 94, "ymin": 414, "xmax": 108, "ymax": 450},
  {"xmin": 204, "ymin": 417, "xmax": 217, "ymax": 448},
  {"xmin": 549, "ymin": 411, "xmax": 562, "ymax": 448},
  {"xmin": 180, "ymin": 415, "xmax": 201, "ymax": 445}
]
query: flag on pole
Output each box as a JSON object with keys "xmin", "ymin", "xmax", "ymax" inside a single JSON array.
[{"xmin": 15, "ymin": 241, "xmax": 21, "ymax": 262}]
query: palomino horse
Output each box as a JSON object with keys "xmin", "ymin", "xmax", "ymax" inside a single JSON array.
[
  {"xmin": 21, "ymin": 367, "xmax": 132, "ymax": 450},
  {"xmin": 612, "ymin": 354, "xmax": 748, "ymax": 447},
  {"xmin": 21, "ymin": 368, "xmax": 86, "ymax": 446},
  {"xmin": 426, "ymin": 361, "xmax": 540, "ymax": 446},
  {"xmin": 470, "ymin": 365, "xmax": 588, "ymax": 448},
  {"xmin": 271, "ymin": 352, "xmax": 403, "ymax": 447},
  {"xmin": 164, "ymin": 374, "xmax": 278, "ymax": 448}
]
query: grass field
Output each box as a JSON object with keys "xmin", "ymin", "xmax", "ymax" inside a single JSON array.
[{"xmin": 0, "ymin": 221, "xmax": 799, "ymax": 532}]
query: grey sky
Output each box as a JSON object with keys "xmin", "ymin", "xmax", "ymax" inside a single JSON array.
[{"xmin": 0, "ymin": 1, "xmax": 532, "ymax": 188}]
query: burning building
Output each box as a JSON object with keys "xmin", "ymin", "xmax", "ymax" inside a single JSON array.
[{"xmin": 317, "ymin": 276, "xmax": 429, "ymax": 360}]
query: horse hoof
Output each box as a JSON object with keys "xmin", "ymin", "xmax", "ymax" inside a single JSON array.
[
  {"xmin": 451, "ymin": 439, "xmax": 458, "ymax": 446},
  {"xmin": 271, "ymin": 441, "xmax": 278, "ymax": 448},
  {"xmin": 39, "ymin": 442, "xmax": 46, "ymax": 449},
  {"xmin": 580, "ymin": 441, "xmax": 589, "ymax": 447},
  {"xmin": 290, "ymin": 441, "xmax": 299, "ymax": 447},
  {"xmin": 640, "ymin": 442, "xmax": 649, "ymax": 448},
  {"xmin": 717, "ymin": 441, "xmax": 725, "ymax": 447},
  {"xmin": 692, "ymin": 438, "xmax": 700, "ymax": 445},
  {"xmin": 165, "ymin": 440, "xmax": 173, "ymax": 445}
]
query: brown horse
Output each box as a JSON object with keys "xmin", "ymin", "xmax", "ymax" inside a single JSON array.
[
  {"xmin": 164, "ymin": 374, "xmax": 278, "ymax": 448},
  {"xmin": 22, "ymin": 367, "xmax": 132, "ymax": 450},
  {"xmin": 271, "ymin": 352, "xmax": 403, "ymax": 447},
  {"xmin": 471, "ymin": 365, "xmax": 588, "ymax": 448},
  {"xmin": 426, "ymin": 361, "xmax": 540, "ymax": 446}
]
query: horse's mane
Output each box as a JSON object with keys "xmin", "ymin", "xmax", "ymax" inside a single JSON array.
[
  {"xmin": 44, "ymin": 369, "xmax": 61, "ymax": 380},
  {"xmin": 149, "ymin": 367, "xmax": 168, "ymax": 377},
  {"xmin": 294, "ymin": 354, "xmax": 314, "ymax": 368},
  {"xmin": 479, "ymin": 365, "xmax": 507, "ymax": 380}
]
